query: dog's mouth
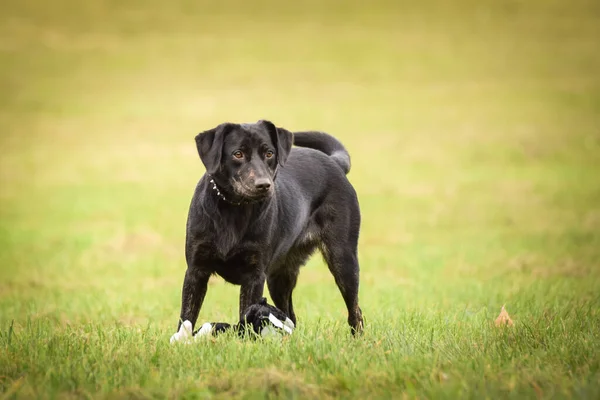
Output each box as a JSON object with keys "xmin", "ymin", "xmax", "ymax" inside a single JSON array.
[{"xmin": 231, "ymin": 180, "xmax": 273, "ymax": 202}]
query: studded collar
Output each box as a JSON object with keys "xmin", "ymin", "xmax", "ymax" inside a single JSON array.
[{"xmin": 207, "ymin": 175, "xmax": 251, "ymax": 206}]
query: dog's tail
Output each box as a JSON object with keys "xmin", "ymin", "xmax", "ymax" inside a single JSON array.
[{"xmin": 292, "ymin": 131, "xmax": 351, "ymax": 174}]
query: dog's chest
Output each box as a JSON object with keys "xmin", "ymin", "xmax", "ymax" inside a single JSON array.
[{"xmin": 211, "ymin": 249, "xmax": 263, "ymax": 285}]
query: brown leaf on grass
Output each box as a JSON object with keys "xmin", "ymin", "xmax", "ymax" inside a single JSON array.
[{"xmin": 495, "ymin": 305, "xmax": 514, "ymax": 327}]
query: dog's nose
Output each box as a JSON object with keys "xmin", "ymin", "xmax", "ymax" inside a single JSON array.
[{"xmin": 254, "ymin": 178, "xmax": 271, "ymax": 191}]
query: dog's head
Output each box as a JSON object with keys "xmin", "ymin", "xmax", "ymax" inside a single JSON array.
[{"xmin": 195, "ymin": 120, "xmax": 293, "ymax": 202}]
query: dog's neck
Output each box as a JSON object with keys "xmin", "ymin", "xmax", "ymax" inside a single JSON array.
[{"xmin": 207, "ymin": 175, "xmax": 251, "ymax": 206}]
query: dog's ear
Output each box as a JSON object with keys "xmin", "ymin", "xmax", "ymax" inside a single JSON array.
[
  {"xmin": 195, "ymin": 123, "xmax": 235, "ymax": 174},
  {"xmin": 259, "ymin": 120, "xmax": 293, "ymax": 167}
]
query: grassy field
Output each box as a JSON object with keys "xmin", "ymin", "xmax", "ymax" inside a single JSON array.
[{"xmin": 1, "ymin": 0, "xmax": 600, "ymax": 398}]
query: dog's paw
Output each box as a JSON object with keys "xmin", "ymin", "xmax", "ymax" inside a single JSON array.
[
  {"xmin": 170, "ymin": 320, "xmax": 193, "ymax": 344},
  {"xmin": 194, "ymin": 322, "xmax": 232, "ymax": 339},
  {"xmin": 194, "ymin": 322, "xmax": 214, "ymax": 339}
]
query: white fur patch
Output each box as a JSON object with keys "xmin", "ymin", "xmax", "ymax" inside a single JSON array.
[
  {"xmin": 283, "ymin": 317, "xmax": 295, "ymax": 334},
  {"xmin": 267, "ymin": 313, "xmax": 294, "ymax": 335},
  {"xmin": 170, "ymin": 320, "xmax": 193, "ymax": 344},
  {"xmin": 268, "ymin": 313, "xmax": 284, "ymax": 329},
  {"xmin": 195, "ymin": 322, "xmax": 214, "ymax": 339}
]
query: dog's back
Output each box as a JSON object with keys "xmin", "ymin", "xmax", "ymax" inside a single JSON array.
[{"xmin": 292, "ymin": 131, "xmax": 351, "ymax": 174}]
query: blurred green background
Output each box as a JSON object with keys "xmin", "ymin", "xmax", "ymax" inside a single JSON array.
[{"xmin": 1, "ymin": 0, "xmax": 599, "ymax": 397}]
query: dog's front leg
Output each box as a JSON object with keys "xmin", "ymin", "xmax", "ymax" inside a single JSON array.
[
  {"xmin": 178, "ymin": 267, "xmax": 210, "ymax": 330},
  {"xmin": 239, "ymin": 273, "xmax": 266, "ymax": 320}
]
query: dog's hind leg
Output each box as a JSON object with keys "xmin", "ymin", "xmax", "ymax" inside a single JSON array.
[{"xmin": 320, "ymin": 238, "xmax": 364, "ymax": 335}]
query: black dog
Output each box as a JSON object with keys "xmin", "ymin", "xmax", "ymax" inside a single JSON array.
[{"xmin": 175, "ymin": 120, "xmax": 363, "ymax": 335}]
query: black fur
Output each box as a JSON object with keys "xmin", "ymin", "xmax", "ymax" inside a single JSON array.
[{"xmin": 177, "ymin": 120, "xmax": 364, "ymax": 334}]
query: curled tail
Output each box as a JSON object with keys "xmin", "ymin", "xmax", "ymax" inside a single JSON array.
[{"xmin": 292, "ymin": 131, "xmax": 351, "ymax": 174}]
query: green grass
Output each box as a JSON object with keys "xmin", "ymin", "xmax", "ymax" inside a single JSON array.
[{"xmin": 1, "ymin": 0, "xmax": 600, "ymax": 398}]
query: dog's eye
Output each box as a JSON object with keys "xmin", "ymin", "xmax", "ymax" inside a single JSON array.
[
  {"xmin": 233, "ymin": 151, "xmax": 244, "ymax": 159},
  {"xmin": 265, "ymin": 150, "xmax": 274, "ymax": 159}
]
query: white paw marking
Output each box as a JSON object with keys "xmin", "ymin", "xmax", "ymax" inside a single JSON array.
[
  {"xmin": 169, "ymin": 320, "xmax": 193, "ymax": 344},
  {"xmin": 195, "ymin": 322, "xmax": 214, "ymax": 338}
]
